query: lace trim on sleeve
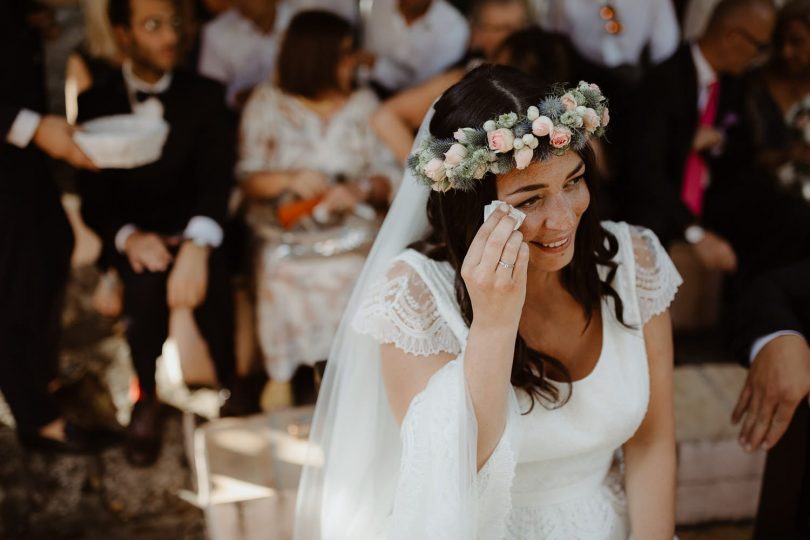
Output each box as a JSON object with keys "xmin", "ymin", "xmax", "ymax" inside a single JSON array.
[
  {"xmin": 630, "ymin": 225, "xmax": 683, "ymax": 324},
  {"xmin": 352, "ymin": 260, "xmax": 462, "ymax": 356}
]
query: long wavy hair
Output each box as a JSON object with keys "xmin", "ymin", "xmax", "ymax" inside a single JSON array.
[{"xmin": 411, "ymin": 64, "xmax": 627, "ymax": 412}]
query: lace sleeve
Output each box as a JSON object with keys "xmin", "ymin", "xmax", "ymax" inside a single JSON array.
[
  {"xmin": 352, "ymin": 260, "xmax": 462, "ymax": 356},
  {"xmin": 630, "ymin": 225, "xmax": 683, "ymax": 324}
]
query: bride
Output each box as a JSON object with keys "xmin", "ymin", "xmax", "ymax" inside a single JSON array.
[{"xmin": 294, "ymin": 65, "xmax": 681, "ymax": 539}]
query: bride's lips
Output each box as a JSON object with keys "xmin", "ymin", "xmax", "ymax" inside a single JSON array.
[{"xmin": 531, "ymin": 234, "xmax": 572, "ymax": 254}]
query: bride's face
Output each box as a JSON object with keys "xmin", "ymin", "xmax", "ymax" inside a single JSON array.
[{"xmin": 496, "ymin": 151, "xmax": 590, "ymax": 273}]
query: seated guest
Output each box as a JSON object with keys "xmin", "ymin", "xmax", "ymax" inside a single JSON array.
[
  {"xmin": 361, "ymin": 0, "xmax": 468, "ymax": 94},
  {"xmin": 77, "ymin": 0, "xmax": 237, "ymax": 466},
  {"xmin": 198, "ymin": 0, "xmax": 291, "ymax": 109},
  {"xmin": 198, "ymin": 0, "xmax": 354, "ymax": 109},
  {"xmin": 730, "ymin": 258, "xmax": 810, "ymax": 539},
  {"xmin": 237, "ymin": 10, "xmax": 400, "ymax": 389},
  {"xmin": 708, "ymin": 0, "xmax": 810, "ymax": 275},
  {"xmin": 622, "ymin": 0, "xmax": 776, "ymax": 271}
]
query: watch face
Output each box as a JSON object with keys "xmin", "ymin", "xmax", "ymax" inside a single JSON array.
[{"xmin": 685, "ymin": 226, "xmax": 705, "ymax": 244}]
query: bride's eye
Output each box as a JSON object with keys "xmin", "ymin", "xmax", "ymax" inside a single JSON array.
[
  {"xmin": 517, "ymin": 195, "xmax": 542, "ymax": 209},
  {"xmin": 565, "ymin": 175, "xmax": 585, "ymax": 189}
]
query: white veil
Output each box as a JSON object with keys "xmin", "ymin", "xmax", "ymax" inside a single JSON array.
[{"xmin": 293, "ymin": 108, "xmax": 436, "ymax": 539}]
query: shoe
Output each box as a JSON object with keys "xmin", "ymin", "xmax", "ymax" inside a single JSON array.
[
  {"xmin": 18, "ymin": 421, "xmax": 118, "ymax": 454},
  {"xmin": 125, "ymin": 396, "xmax": 163, "ymax": 467}
]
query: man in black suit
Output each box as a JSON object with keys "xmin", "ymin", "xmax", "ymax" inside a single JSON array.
[
  {"xmin": 77, "ymin": 0, "xmax": 237, "ymax": 466},
  {"xmin": 730, "ymin": 258, "xmax": 810, "ymax": 539},
  {"xmin": 1, "ymin": 1, "xmax": 100, "ymax": 452},
  {"xmin": 622, "ymin": 0, "xmax": 775, "ymax": 270}
]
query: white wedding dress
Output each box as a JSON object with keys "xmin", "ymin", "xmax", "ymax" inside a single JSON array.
[{"xmin": 349, "ymin": 220, "xmax": 682, "ymax": 540}]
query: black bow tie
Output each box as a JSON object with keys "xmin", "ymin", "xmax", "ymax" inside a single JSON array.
[{"xmin": 134, "ymin": 90, "xmax": 164, "ymax": 103}]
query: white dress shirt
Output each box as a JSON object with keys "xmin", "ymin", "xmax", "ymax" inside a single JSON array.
[
  {"xmin": 6, "ymin": 109, "xmax": 41, "ymax": 148},
  {"xmin": 115, "ymin": 62, "xmax": 223, "ymax": 252},
  {"xmin": 542, "ymin": 0, "xmax": 679, "ymax": 67},
  {"xmin": 690, "ymin": 42, "xmax": 717, "ymax": 111},
  {"xmin": 750, "ymin": 331, "xmax": 806, "ymax": 363},
  {"xmin": 363, "ymin": 0, "xmax": 469, "ymax": 91},
  {"xmin": 198, "ymin": 4, "xmax": 294, "ymax": 109}
]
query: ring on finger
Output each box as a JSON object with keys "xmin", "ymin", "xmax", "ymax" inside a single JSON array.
[{"xmin": 498, "ymin": 259, "xmax": 515, "ymax": 269}]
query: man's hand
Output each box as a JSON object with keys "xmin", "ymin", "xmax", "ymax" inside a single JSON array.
[
  {"xmin": 167, "ymin": 241, "xmax": 209, "ymax": 309},
  {"xmin": 732, "ymin": 334, "xmax": 810, "ymax": 451},
  {"xmin": 692, "ymin": 125, "xmax": 724, "ymax": 152},
  {"xmin": 124, "ymin": 231, "xmax": 173, "ymax": 273},
  {"xmin": 32, "ymin": 115, "xmax": 97, "ymax": 170},
  {"xmin": 693, "ymin": 231, "xmax": 738, "ymax": 271}
]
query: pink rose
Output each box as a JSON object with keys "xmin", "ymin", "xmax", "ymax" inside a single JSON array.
[
  {"xmin": 601, "ymin": 108, "xmax": 610, "ymax": 127},
  {"xmin": 487, "ymin": 128, "xmax": 515, "ymax": 153},
  {"xmin": 443, "ymin": 143, "xmax": 467, "ymax": 167},
  {"xmin": 561, "ymin": 93, "xmax": 578, "ymax": 111},
  {"xmin": 423, "ymin": 158, "xmax": 446, "ymax": 181},
  {"xmin": 514, "ymin": 147, "xmax": 534, "ymax": 169},
  {"xmin": 589, "ymin": 83, "xmax": 601, "ymax": 93},
  {"xmin": 550, "ymin": 126, "xmax": 572, "ymax": 149},
  {"xmin": 531, "ymin": 116, "xmax": 554, "ymax": 137},
  {"xmin": 582, "ymin": 107, "xmax": 600, "ymax": 133}
]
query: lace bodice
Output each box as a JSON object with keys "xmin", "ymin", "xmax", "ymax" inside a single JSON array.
[{"xmin": 352, "ymin": 221, "xmax": 682, "ymax": 539}]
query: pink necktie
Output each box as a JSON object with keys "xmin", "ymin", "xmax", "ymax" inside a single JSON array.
[{"xmin": 681, "ymin": 81, "xmax": 719, "ymax": 217}]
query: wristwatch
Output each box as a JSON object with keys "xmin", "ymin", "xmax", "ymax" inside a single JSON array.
[{"xmin": 684, "ymin": 224, "xmax": 706, "ymax": 245}]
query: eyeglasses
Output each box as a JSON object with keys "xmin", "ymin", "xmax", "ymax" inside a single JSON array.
[
  {"xmin": 139, "ymin": 15, "xmax": 183, "ymax": 34},
  {"xmin": 736, "ymin": 28, "xmax": 771, "ymax": 56},
  {"xmin": 599, "ymin": 3, "xmax": 622, "ymax": 35}
]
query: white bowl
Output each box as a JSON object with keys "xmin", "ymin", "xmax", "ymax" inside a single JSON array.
[{"xmin": 74, "ymin": 114, "xmax": 170, "ymax": 169}]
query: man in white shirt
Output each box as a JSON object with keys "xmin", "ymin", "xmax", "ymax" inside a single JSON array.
[
  {"xmin": 542, "ymin": 0, "xmax": 679, "ymax": 69},
  {"xmin": 361, "ymin": 0, "xmax": 469, "ymax": 93},
  {"xmin": 199, "ymin": 0, "xmax": 356, "ymax": 109}
]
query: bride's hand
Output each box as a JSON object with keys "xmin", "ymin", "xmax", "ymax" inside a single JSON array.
[{"xmin": 461, "ymin": 207, "xmax": 529, "ymax": 330}]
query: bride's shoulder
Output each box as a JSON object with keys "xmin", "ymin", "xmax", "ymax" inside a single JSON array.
[
  {"xmin": 352, "ymin": 249, "xmax": 462, "ymax": 357},
  {"xmin": 600, "ymin": 220, "xmax": 683, "ymax": 324}
]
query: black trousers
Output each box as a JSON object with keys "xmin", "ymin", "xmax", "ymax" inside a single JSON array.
[
  {"xmin": 114, "ymin": 242, "xmax": 235, "ymax": 395},
  {"xmin": 754, "ymin": 402, "xmax": 810, "ymax": 540},
  {"xmin": 0, "ymin": 183, "xmax": 73, "ymax": 434}
]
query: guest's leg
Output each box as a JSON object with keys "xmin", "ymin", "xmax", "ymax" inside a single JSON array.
[
  {"xmin": 116, "ymin": 261, "xmax": 170, "ymax": 396},
  {"xmin": 754, "ymin": 403, "xmax": 810, "ymax": 539},
  {"xmin": 0, "ymin": 191, "xmax": 72, "ymax": 437},
  {"xmin": 192, "ymin": 246, "xmax": 235, "ymax": 390}
]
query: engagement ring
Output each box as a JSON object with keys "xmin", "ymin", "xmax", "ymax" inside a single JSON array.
[{"xmin": 498, "ymin": 259, "xmax": 515, "ymax": 269}]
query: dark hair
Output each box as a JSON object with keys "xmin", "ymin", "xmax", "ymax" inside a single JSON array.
[
  {"xmin": 107, "ymin": 0, "xmax": 179, "ymax": 28},
  {"xmin": 495, "ymin": 27, "xmax": 572, "ymax": 89},
  {"xmin": 773, "ymin": 0, "xmax": 810, "ymax": 50},
  {"xmin": 277, "ymin": 10, "xmax": 354, "ymax": 99},
  {"xmin": 108, "ymin": 0, "xmax": 132, "ymax": 27},
  {"xmin": 412, "ymin": 65, "xmax": 626, "ymax": 412}
]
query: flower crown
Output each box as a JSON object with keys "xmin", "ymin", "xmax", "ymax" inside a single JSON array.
[{"xmin": 408, "ymin": 81, "xmax": 610, "ymax": 192}]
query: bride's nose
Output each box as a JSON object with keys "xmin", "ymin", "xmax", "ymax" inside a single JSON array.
[{"xmin": 542, "ymin": 193, "xmax": 576, "ymax": 231}]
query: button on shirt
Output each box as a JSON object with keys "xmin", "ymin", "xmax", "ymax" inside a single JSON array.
[
  {"xmin": 364, "ymin": 0, "xmax": 469, "ymax": 91},
  {"xmin": 542, "ymin": 0, "xmax": 679, "ymax": 67}
]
